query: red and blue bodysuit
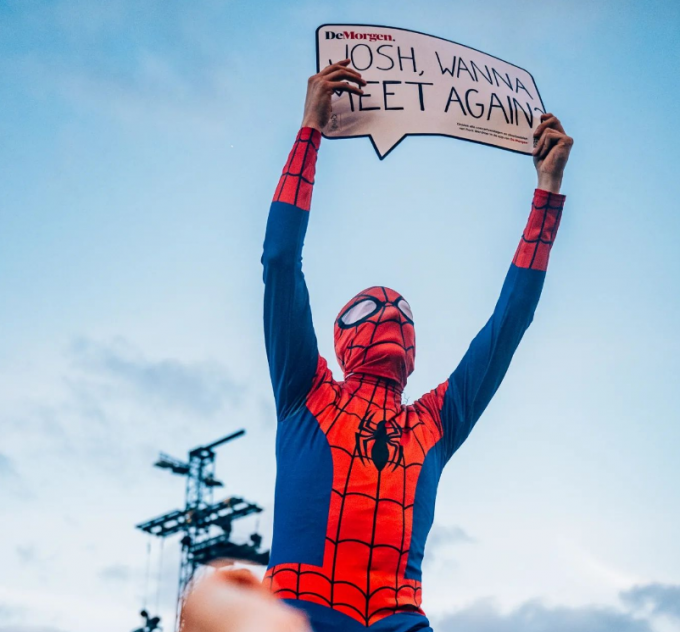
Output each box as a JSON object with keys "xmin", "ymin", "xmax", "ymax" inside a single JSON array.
[{"xmin": 262, "ymin": 128, "xmax": 565, "ymax": 632}]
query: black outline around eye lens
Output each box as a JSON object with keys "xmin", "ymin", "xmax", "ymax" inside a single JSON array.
[
  {"xmin": 338, "ymin": 298, "xmax": 381, "ymax": 329},
  {"xmin": 397, "ymin": 299, "xmax": 414, "ymax": 323}
]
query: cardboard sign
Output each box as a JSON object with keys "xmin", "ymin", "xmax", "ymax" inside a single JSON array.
[{"xmin": 316, "ymin": 24, "xmax": 546, "ymax": 159}]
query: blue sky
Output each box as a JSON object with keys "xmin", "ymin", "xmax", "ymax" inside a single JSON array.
[{"xmin": 1, "ymin": 1, "xmax": 679, "ymax": 632}]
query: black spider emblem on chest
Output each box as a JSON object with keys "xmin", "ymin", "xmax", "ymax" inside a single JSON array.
[{"xmin": 355, "ymin": 413, "xmax": 404, "ymax": 472}]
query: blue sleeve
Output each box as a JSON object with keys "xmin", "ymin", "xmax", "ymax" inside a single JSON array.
[
  {"xmin": 262, "ymin": 128, "xmax": 322, "ymax": 420},
  {"xmin": 438, "ymin": 189, "xmax": 566, "ymax": 459}
]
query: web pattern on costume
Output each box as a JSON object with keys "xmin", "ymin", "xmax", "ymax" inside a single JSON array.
[
  {"xmin": 264, "ymin": 308, "xmax": 445, "ymax": 626},
  {"xmin": 273, "ymin": 127, "xmax": 320, "ymax": 212},
  {"xmin": 264, "ymin": 126, "xmax": 564, "ymax": 627},
  {"xmin": 512, "ymin": 191, "xmax": 564, "ymax": 271}
]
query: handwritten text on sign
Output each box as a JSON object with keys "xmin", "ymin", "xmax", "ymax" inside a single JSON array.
[{"xmin": 316, "ymin": 25, "xmax": 546, "ymax": 159}]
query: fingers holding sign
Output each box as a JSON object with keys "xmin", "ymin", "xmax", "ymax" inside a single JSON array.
[
  {"xmin": 533, "ymin": 113, "xmax": 574, "ymax": 194},
  {"xmin": 302, "ymin": 60, "xmax": 366, "ymax": 131}
]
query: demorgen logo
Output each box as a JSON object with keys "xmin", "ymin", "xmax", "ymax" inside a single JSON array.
[{"xmin": 325, "ymin": 30, "xmax": 394, "ymax": 42}]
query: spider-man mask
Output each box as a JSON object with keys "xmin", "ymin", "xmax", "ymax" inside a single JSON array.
[{"xmin": 334, "ymin": 286, "xmax": 415, "ymax": 390}]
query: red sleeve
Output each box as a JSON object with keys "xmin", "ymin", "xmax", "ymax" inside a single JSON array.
[
  {"xmin": 512, "ymin": 189, "xmax": 566, "ymax": 271},
  {"xmin": 272, "ymin": 127, "xmax": 322, "ymax": 211},
  {"xmin": 263, "ymin": 128, "xmax": 323, "ymax": 419}
]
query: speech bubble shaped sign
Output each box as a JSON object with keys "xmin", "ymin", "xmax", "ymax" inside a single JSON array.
[{"xmin": 317, "ymin": 24, "xmax": 546, "ymax": 159}]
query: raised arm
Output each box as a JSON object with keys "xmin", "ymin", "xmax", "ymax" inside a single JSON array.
[
  {"xmin": 262, "ymin": 61, "xmax": 365, "ymax": 419},
  {"xmin": 416, "ymin": 114, "xmax": 574, "ymax": 460}
]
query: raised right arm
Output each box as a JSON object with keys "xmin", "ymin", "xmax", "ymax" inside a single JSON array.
[
  {"xmin": 262, "ymin": 128, "xmax": 322, "ymax": 419},
  {"xmin": 262, "ymin": 61, "xmax": 365, "ymax": 420},
  {"xmin": 414, "ymin": 113, "xmax": 573, "ymax": 460}
]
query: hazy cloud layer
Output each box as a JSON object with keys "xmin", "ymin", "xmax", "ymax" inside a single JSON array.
[
  {"xmin": 0, "ymin": 606, "xmax": 23, "ymax": 624},
  {"xmin": 424, "ymin": 524, "xmax": 475, "ymax": 572},
  {"xmin": 0, "ymin": 606, "xmax": 64, "ymax": 632},
  {"xmin": 427, "ymin": 524, "xmax": 476, "ymax": 549},
  {"xmin": 0, "ymin": 455, "xmax": 17, "ymax": 479},
  {"xmin": 0, "ymin": 627, "xmax": 69, "ymax": 632},
  {"xmin": 98, "ymin": 564, "xmax": 134, "ymax": 583},
  {"xmin": 14, "ymin": 547, "xmax": 36, "ymax": 565},
  {"xmin": 0, "ymin": 0, "xmax": 243, "ymax": 134},
  {"xmin": 0, "ymin": 454, "xmax": 26, "ymax": 499},
  {"xmin": 69, "ymin": 337, "xmax": 242, "ymax": 417},
  {"xmin": 437, "ymin": 599, "xmax": 653, "ymax": 632},
  {"xmin": 622, "ymin": 583, "xmax": 680, "ymax": 620}
]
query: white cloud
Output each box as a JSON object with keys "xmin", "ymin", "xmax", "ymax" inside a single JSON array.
[
  {"xmin": 436, "ymin": 598, "xmax": 654, "ymax": 632},
  {"xmin": 622, "ymin": 584, "xmax": 680, "ymax": 622},
  {"xmin": 68, "ymin": 337, "xmax": 243, "ymax": 417}
]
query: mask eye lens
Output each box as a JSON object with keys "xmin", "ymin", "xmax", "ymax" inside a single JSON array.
[
  {"xmin": 340, "ymin": 299, "xmax": 380, "ymax": 327},
  {"xmin": 397, "ymin": 299, "xmax": 413, "ymax": 321}
]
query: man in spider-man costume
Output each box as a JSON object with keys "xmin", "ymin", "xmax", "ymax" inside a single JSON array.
[{"xmin": 262, "ymin": 60, "xmax": 573, "ymax": 632}]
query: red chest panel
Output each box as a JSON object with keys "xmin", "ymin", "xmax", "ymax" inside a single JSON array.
[{"xmin": 265, "ymin": 362, "xmax": 446, "ymax": 626}]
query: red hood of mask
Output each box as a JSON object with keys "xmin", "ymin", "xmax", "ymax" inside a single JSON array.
[{"xmin": 333, "ymin": 286, "xmax": 415, "ymax": 390}]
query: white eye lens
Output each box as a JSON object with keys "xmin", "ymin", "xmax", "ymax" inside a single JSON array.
[
  {"xmin": 340, "ymin": 299, "xmax": 379, "ymax": 326},
  {"xmin": 397, "ymin": 299, "xmax": 413, "ymax": 321}
]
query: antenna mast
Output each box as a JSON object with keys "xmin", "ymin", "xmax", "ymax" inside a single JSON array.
[{"xmin": 135, "ymin": 430, "xmax": 269, "ymax": 631}]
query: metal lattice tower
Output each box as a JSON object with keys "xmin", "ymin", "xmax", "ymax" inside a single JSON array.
[
  {"xmin": 136, "ymin": 430, "xmax": 269, "ymax": 631},
  {"xmin": 178, "ymin": 442, "xmax": 219, "ymax": 598}
]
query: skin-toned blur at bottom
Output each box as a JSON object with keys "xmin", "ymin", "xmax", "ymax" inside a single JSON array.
[{"xmin": 181, "ymin": 567, "xmax": 312, "ymax": 632}]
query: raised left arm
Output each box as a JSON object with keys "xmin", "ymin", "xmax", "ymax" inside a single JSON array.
[
  {"xmin": 262, "ymin": 61, "xmax": 365, "ymax": 420},
  {"xmin": 415, "ymin": 114, "xmax": 573, "ymax": 460}
]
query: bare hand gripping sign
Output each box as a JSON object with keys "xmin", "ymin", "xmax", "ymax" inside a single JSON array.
[{"xmin": 317, "ymin": 24, "xmax": 546, "ymax": 159}]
